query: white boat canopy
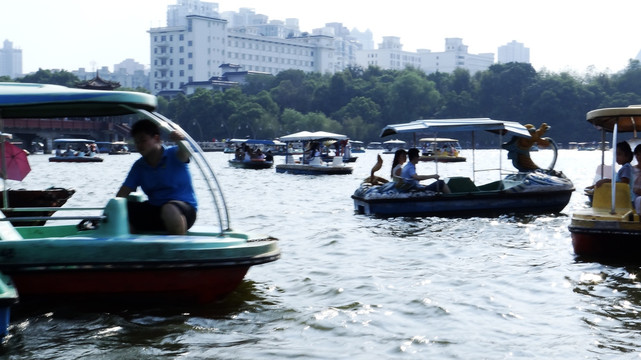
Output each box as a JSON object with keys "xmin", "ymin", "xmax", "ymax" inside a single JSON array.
[
  {"xmin": 383, "ymin": 139, "xmax": 406, "ymax": 144},
  {"xmin": 380, "ymin": 118, "xmax": 532, "ymax": 138},
  {"xmin": 418, "ymin": 137, "xmax": 460, "ymax": 143},
  {"xmin": 279, "ymin": 131, "xmax": 348, "ymax": 142},
  {"xmin": 587, "ymin": 106, "xmax": 641, "ymax": 133}
]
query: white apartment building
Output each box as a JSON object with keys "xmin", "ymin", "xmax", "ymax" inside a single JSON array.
[
  {"xmin": 0, "ymin": 40, "xmax": 22, "ymax": 78},
  {"xmin": 498, "ymin": 40, "xmax": 530, "ymax": 64},
  {"xmin": 356, "ymin": 36, "xmax": 422, "ymax": 70},
  {"xmin": 149, "ymin": 13, "xmax": 337, "ymax": 94},
  {"xmin": 356, "ymin": 37, "xmax": 494, "ymax": 75}
]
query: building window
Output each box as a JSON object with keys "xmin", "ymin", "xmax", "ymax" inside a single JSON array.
[
  {"xmin": 179, "ymin": 34, "xmax": 184, "ymax": 41},
  {"xmin": 188, "ymin": 64, "xmax": 193, "ymax": 70},
  {"xmin": 188, "ymin": 53, "xmax": 193, "ymax": 58},
  {"xmin": 179, "ymin": 58, "xmax": 184, "ymax": 65},
  {"xmin": 188, "ymin": 40, "xmax": 192, "ymax": 46},
  {"xmin": 180, "ymin": 70, "xmax": 184, "ymax": 76},
  {"xmin": 179, "ymin": 46, "xmax": 184, "ymax": 53}
]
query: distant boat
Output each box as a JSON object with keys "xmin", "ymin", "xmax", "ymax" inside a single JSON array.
[
  {"xmin": 50, "ymin": 139, "xmax": 103, "ymax": 162},
  {"xmin": 276, "ymin": 131, "xmax": 353, "ymax": 175}
]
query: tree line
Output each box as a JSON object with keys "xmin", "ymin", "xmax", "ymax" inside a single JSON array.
[{"xmin": 4, "ymin": 60, "xmax": 641, "ymax": 146}]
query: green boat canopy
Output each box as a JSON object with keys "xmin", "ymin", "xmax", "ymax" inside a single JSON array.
[{"xmin": 0, "ymin": 82, "xmax": 157, "ymax": 119}]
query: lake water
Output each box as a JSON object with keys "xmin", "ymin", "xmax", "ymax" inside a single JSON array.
[{"xmin": 0, "ymin": 148, "xmax": 638, "ymax": 359}]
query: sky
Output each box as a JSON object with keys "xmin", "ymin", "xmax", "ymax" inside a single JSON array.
[{"xmin": 1, "ymin": 0, "xmax": 640, "ymax": 75}]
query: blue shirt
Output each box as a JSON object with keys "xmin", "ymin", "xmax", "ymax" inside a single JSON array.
[
  {"xmin": 123, "ymin": 145, "xmax": 197, "ymax": 210},
  {"xmin": 617, "ymin": 162, "xmax": 634, "ymax": 199},
  {"xmin": 400, "ymin": 162, "xmax": 420, "ymax": 187}
]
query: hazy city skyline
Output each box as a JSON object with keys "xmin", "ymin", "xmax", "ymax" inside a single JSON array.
[{"xmin": 1, "ymin": 0, "xmax": 640, "ymax": 75}]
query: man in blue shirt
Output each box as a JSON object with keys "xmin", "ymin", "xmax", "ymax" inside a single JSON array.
[
  {"xmin": 116, "ymin": 119, "xmax": 197, "ymax": 234},
  {"xmin": 400, "ymin": 148, "xmax": 450, "ymax": 193}
]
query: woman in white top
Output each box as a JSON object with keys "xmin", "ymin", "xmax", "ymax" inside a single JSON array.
[{"xmin": 391, "ymin": 149, "xmax": 407, "ymax": 182}]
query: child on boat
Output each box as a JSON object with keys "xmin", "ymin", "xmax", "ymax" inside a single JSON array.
[
  {"xmin": 116, "ymin": 119, "xmax": 197, "ymax": 235},
  {"xmin": 589, "ymin": 141, "xmax": 633, "ymax": 198}
]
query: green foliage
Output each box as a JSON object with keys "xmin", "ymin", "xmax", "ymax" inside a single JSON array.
[
  {"xmin": 150, "ymin": 61, "xmax": 641, "ymax": 144},
  {"xmin": 16, "ymin": 69, "xmax": 79, "ymax": 87}
]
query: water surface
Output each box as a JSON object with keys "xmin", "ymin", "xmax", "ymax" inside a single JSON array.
[{"xmin": 1, "ymin": 149, "xmax": 639, "ymax": 359}]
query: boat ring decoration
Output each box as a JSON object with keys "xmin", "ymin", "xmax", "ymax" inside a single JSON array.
[{"xmin": 502, "ymin": 123, "xmax": 558, "ymax": 172}]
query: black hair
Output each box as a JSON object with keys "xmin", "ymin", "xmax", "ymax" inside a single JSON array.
[
  {"xmin": 131, "ymin": 119, "xmax": 160, "ymax": 137},
  {"xmin": 618, "ymin": 141, "xmax": 633, "ymax": 163},
  {"xmin": 391, "ymin": 149, "xmax": 407, "ymax": 177},
  {"xmin": 634, "ymin": 144, "xmax": 641, "ymax": 155},
  {"xmin": 407, "ymin": 148, "xmax": 420, "ymax": 160}
]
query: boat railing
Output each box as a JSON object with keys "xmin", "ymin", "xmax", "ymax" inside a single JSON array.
[{"xmin": 0, "ymin": 206, "xmax": 107, "ymax": 223}]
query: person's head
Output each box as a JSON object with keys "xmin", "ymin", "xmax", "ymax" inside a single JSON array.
[
  {"xmin": 634, "ymin": 144, "xmax": 641, "ymax": 161},
  {"xmin": 616, "ymin": 141, "xmax": 633, "ymax": 165},
  {"xmin": 130, "ymin": 119, "xmax": 161, "ymax": 156},
  {"xmin": 407, "ymin": 148, "xmax": 420, "ymax": 162}
]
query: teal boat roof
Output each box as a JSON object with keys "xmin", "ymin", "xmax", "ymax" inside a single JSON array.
[
  {"xmin": 380, "ymin": 118, "xmax": 532, "ymax": 138},
  {"xmin": 0, "ymin": 82, "xmax": 157, "ymax": 118}
]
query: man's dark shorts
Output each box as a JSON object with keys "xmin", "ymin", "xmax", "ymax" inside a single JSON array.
[{"xmin": 127, "ymin": 200, "xmax": 196, "ymax": 232}]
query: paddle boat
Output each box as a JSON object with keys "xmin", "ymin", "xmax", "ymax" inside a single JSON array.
[
  {"xmin": 419, "ymin": 137, "xmax": 466, "ymax": 162},
  {"xmin": 50, "ymin": 138, "xmax": 103, "ymax": 162},
  {"xmin": 367, "ymin": 141, "xmax": 383, "ymax": 150},
  {"xmin": 276, "ymin": 131, "xmax": 353, "ymax": 175},
  {"xmin": 568, "ymin": 106, "xmax": 641, "ymax": 259},
  {"xmin": 0, "ymin": 82, "xmax": 280, "ymax": 305},
  {"xmin": 350, "ymin": 140, "xmax": 366, "ymax": 153},
  {"xmin": 107, "ymin": 141, "xmax": 131, "ymax": 155},
  {"xmin": 382, "ymin": 139, "xmax": 406, "ymax": 154},
  {"xmin": 228, "ymin": 139, "xmax": 276, "ymax": 169},
  {"xmin": 352, "ymin": 118, "xmax": 574, "ymax": 217}
]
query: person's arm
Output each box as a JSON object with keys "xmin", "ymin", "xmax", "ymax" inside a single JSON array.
[
  {"xmin": 415, "ymin": 174, "xmax": 439, "ymax": 181},
  {"xmin": 116, "ymin": 185, "xmax": 133, "ymax": 198},
  {"xmin": 169, "ymin": 130, "xmax": 190, "ymax": 163}
]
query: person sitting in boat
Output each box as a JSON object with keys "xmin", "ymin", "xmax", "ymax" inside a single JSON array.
[
  {"xmin": 55, "ymin": 145, "xmax": 63, "ymax": 157},
  {"xmin": 64, "ymin": 145, "xmax": 75, "ymax": 157},
  {"xmin": 400, "ymin": 148, "xmax": 451, "ymax": 193},
  {"xmin": 586, "ymin": 141, "xmax": 633, "ymax": 201},
  {"xmin": 391, "ymin": 149, "xmax": 407, "ymax": 184},
  {"xmin": 632, "ymin": 145, "xmax": 641, "ymax": 213},
  {"xmin": 265, "ymin": 150, "xmax": 274, "ymax": 162},
  {"xmin": 305, "ymin": 142, "xmax": 321, "ymax": 162},
  {"xmin": 116, "ymin": 119, "xmax": 197, "ymax": 235}
]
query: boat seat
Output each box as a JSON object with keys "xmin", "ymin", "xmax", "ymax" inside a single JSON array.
[
  {"xmin": 94, "ymin": 197, "xmax": 130, "ymax": 237},
  {"xmin": 446, "ymin": 176, "xmax": 479, "ymax": 193},
  {"xmin": 0, "ymin": 211, "xmax": 23, "ymax": 240},
  {"xmin": 592, "ymin": 183, "xmax": 632, "ymax": 212}
]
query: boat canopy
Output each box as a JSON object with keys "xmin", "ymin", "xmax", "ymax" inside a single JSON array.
[
  {"xmin": 383, "ymin": 139, "xmax": 406, "ymax": 144},
  {"xmin": 53, "ymin": 138, "xmax": 97, "ymax": 144},
  {"xmin": 418, "ymin": 137, "xmax": 459, "ymax": 143},
  {"xmin": 380, "ymin": 118, "xmax": 532, "ymax": 138},
  {"xmin": 587, "ymin": 106, "xmax": 641, "ymax": 133},
  {"xmin": 0, "ymin": 82, "xmax": 157, "ymax": 118},
  {"xmin": 279, "ymin": 131, "xmax": 348, "ymax": 142}
]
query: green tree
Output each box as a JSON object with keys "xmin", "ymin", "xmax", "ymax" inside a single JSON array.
[{"xmin": 17, "ymin": 69, "xmax": 79, "ymax": 87}]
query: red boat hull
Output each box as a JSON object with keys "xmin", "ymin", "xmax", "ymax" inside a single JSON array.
[
  {"xmin": 570, "ymin": 226, "xmax": 641, "ymax": 259},
  {"xmin": 7, "ymin": 265, "xmax": 250, "ymax": 304}
]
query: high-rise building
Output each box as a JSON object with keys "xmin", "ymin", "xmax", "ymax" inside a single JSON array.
[
  {"xmin": 0, "ymin": 40, "xmax": 22, "ymax": 79},
  {"xmin": 420, "ymin": 38, "xmax": 494, "ymax": 74},
  {"xmin": 149, "ymin": 1, "xmax": 337, "ymax": 95},
  {"xmin": 498, "ymin": 40, "xmax": 530, "ymax": 64},
  {"xmin": 356, "ymin": 36, "xmax": 422, "ymax": 71}
]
